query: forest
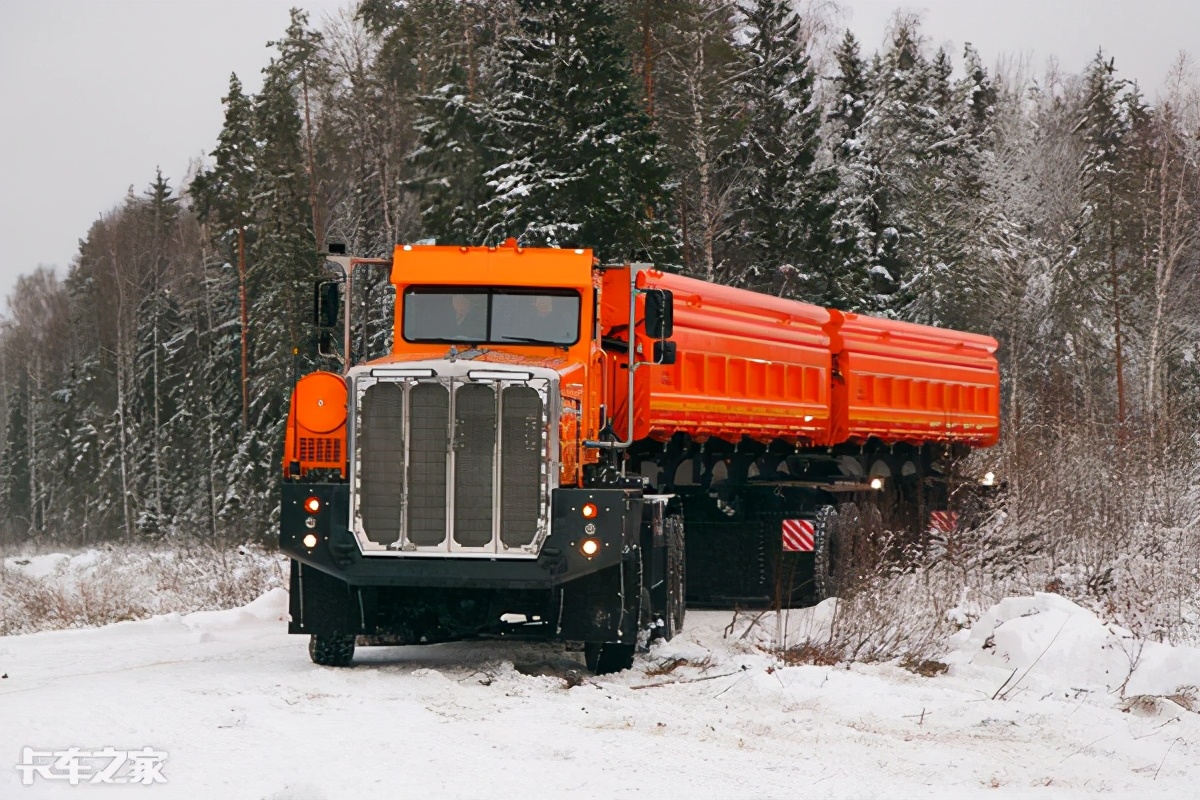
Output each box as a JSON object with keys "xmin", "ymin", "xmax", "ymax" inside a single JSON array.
[{"xmin": 1, "ymin": 0, "xmax": 1197, "ymax": 641}]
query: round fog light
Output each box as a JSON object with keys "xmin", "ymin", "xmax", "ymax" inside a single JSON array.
[
  {"xmin": 580, "ymin": 538, "xmax": 600, "ymax": 557},
  {"xmin": 302, "ymin": 533, "xmax": 318, "ymax": 549}
]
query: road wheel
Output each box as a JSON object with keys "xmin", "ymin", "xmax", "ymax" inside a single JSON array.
[
  {"xmin": 665, "ymin": 513, "xmax": 686, "ymax": 636},
  {"xmin": 812, "ymin": 504, "xmax": 841, "ymax": 601},
  {"xmin": 584, "ymin": 641, "xmax": 635, "ymax": 675},
  {"xmin": 648, "ymin": 513, "xmax": 686, "ymax": 642},
  {"xmin": 308, "ymin": 634, "xmax": 356, "ymax": 667}
]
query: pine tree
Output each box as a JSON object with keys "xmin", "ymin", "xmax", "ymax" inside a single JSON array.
[
  {"xmin": 654, "ymin": 0, "xmax": 742, "ymax": 281},
  {"xmin": 725, "ymin": 0, "xmax": 834, "ymax": 297},
  {"xmin": 191, "ymin": 73, "xmax": 257, "ymax": 432},
  {"xmin": 824, "ymin": 29, "xmax": 882, "ymax": 311},
  {"xmin": 481, "ymin": 0, "xmax": 674, "ymax": 263},
  {"xmin": 1074, "ymin": 52, "xmax": 1146, "ymax": 431},
  {"xmin": 240, "ymin": 53, "xmax": 322, "ymax": 534}
]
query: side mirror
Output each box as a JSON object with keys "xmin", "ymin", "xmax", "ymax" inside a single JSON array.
[
  {"xmin": 314, "ymin": 280, "xmax": 340, "ymax": 327},
  {"xmin": 653, "ymin": 340, "xmax": 677, "ymax": 366},
  {"xmin": 317, "ymin": 329, "xmax": 339, "ymax": 358},
  {"xmin": 644, "ymin": 289, "xmax": 674, "ymax": 339}
]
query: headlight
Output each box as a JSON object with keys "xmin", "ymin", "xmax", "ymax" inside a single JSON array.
[
  {"xmin": 302, "ymin": 533, "xmax": 318, "ymax": 549},
  {"xmin": 304, "ymin": 496, "xmax": 321, "ymax": 514},
  {"xmin": 581, "ymin": 502, "xmax": 598, "ymax": 519},
  {"xmin": 580, "ymin": 538, "xmax": 600, "ymax": 557},
  {"xmin": 869, "ymin": 477, "xmax": 884, "ymax": 491}
]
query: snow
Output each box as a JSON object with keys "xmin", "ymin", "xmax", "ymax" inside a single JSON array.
[
  {"xmin": 2, "ymin": 587, "xmax": 1197, "ymax": 798},
  {"xmin": 3, "ymin": 551, "xmax": 102, "ymax": 580}
]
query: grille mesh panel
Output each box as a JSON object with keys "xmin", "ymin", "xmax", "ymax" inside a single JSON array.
[
  {"xmin": 453, "ymin": 384, "xmax": 495, "ymax": 547},
  {"xmin": 359, "ymin": 382, "xmax": 404, "ymax": 545},
  {"xmin": 500, "ymin": 386, "xmax": 542, "ymax": 547},
  {"xmin": 299, "ymin": 437, "xmax": 341, "ymax": 463},
  {"xmin": 406, "ymin": 383, "xmax": 449, "ymax": 546}
]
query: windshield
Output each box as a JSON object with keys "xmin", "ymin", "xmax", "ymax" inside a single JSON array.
[{"xmin": 402, "ymin": 287, "xmax": 581, "ymax": 346}]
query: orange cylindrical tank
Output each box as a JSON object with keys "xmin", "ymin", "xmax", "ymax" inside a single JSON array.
[{"xmin": 283, "ymin": 370, "xmax": 348, "ymax": 477}]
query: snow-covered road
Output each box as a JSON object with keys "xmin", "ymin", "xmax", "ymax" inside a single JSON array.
[{"xmin": 1, "ymin": 589, "xmax": 1197, "ymax": 799}]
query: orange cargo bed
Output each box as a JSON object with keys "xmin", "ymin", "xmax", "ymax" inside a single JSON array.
[
  {"xmin": 628, "ymin": 271, "xmax": 999, "ymax": 449},
  {"xmin": 834, "ymin": 313, "xmax": 999, "ymax": 447},
  {"xmin": 630, "ymin": 271, "xmax": 837, "ymax": 445}
]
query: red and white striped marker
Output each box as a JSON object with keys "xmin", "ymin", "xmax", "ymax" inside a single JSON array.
[
  {"xmin": 929, "ymin": 511, "xmax": 959, "ymax": 533},
  {"xmin": 782, "ymin": 519, "xmax": 815, "ymax": 552}
]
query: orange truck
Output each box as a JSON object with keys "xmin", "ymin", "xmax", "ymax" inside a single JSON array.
[{"xmin": 280, "ymin": 240, "xmax": 999, "ymax": 672}]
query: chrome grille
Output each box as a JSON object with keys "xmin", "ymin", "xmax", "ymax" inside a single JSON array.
[
  {"xmin": 453, "ymin": 384, "xmax": 496, "ymax": 547},
  {"xmin": 407, "ymin": 383, "xmax": 449, "ymax": 546},
  {"xmin": 500, "ymin": 386, "xmax": 542, "ymax": 547},
  {"xmin": 352, "ymin": 372, "xmax": 552, "ymax": 556},
  {"xmin": 358, "ymin": 382, "xmax": 404, "ymax": 545}
]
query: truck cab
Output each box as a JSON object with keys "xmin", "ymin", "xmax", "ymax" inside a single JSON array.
[{"xmin": 279, "ymin": 241, "xmax": 684, "ymax": 674}]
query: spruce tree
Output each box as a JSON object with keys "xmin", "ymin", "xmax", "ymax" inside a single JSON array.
[
  {"xmin": 191, "ymin": 73, "xmax": 257, "ymax": 432},
  {"xmin": 725, "ymin": 0, "xmax": 834, "ymax": 297},
  {"xmin": 828, "ymin": 30, "xmax": 869, "ymax": 158},
  {"xmin": 240, "ymin": 54, "xmax": 322, "ymax": 533},
  {"xmin": 481, "ymin": 0, "xmax": 674, "ymax": 263},
  {"xmin": 1074, "ymin": 53, "xmax": 1145, "ymax": 430},
  {"xmin": 897, "ymin": 43, "xmax": 1000, "ymax": 330},
  {"xmin": 653, "ymin": 0, "xmax": 742, "ymax": 280},
  {"xmin": 133, "ymin": 171, "xmax": 181, "ymax": 537},
  {"xmin": 409, "ymin": 24, "xmax": 498, "ymax": 245},
  {"xmin": 824, "ymin": 30, "xmax": 880, "ymax": 311}
]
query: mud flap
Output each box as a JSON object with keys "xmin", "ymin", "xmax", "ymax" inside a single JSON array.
[
  {"xmin": 555, "ymin": 559, "xmax": 642, "ymax": 645},
  {"xmin": 289, "ymin": 560, "xmax": 362, "ymax": 637}
]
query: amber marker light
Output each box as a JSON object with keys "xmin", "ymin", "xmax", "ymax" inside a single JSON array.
[
  {"xmin": 302, "ymin": 534, "xmax": 318, "ymax": 549},
  {"xmin": 580, "ymin": 538, "xmax": 600, "ymax": 557},
  {"xmin": 581, "ymin": 503, "xmax": 598, "ymax": 519},
  {"xmin": 304, "ymin": 496, "xmax": 321, "ymax": 514}
]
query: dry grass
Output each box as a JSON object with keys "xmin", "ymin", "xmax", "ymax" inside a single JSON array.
[
  {"xmin": 779, "ymin": 640, "xmax": 841, "ymax": 667},
  {"xmin": 643, "ymin": 653, "xmax": 716, "ymax": 677},
  {"xmin": 0, "ymin": 545, "xmax": 286, "ymax": 636}
]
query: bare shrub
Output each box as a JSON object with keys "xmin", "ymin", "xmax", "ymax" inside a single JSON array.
[
  {"xmin": 767, "ymin": 417, "xmax": 1200, "ymax": 670},
  {"xmin": 0, "ymin": 545, "xmax": 286, "ymax": 636}
]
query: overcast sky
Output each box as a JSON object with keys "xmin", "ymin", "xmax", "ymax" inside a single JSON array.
[{"xmin": 1, "ymin": 0, "xmax": 1197, "ymax": 309}]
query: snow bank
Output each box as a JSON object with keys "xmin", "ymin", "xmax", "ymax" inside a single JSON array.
[
  {"xmin": 0, "ymin": 545, "xmax": 286, "ymax": 635},
  {"xmin": 2, "ymin": 591, "xmax": 1198, "ymax": 797},
  {"xmin": 950, "ymin": 592, "xmax": 1200, "ymax": 699}
]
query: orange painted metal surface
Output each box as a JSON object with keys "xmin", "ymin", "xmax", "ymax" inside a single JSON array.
[
  {"xmin": 618, "ymin": 268, "xmax": 999, "ymax": 450},
  {"xmin": 623, "ymin": 270, "xmax": 838, "ymax": 445},
  {"xmin": 282, "ymin": 244, "xmax": 999, "ymax": 482},
  {"xmin": 283, "ymin": 370, "xmax": 348, "ymax": 477},
  {"xmin": 389, "ymin": 242, "xmax": 595, "ymax": 366},
  {"xmin": 837, "ymin": 312, "xmax": 1000, "ymax": 447}
]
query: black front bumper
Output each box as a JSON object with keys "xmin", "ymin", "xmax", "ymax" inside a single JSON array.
[{"xmin": 280, "ymin": 482, "xmax": 641, "ymax": 590}]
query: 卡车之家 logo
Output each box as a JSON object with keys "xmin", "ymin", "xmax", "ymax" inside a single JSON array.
[{"xmin": 15, "ymin": 746, "xmax": 167, "ymax": 786}]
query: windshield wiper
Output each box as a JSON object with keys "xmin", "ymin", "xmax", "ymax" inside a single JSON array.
[{"xmin": 495, "ymin": 336, "xmax": 557, "ymax": 344}]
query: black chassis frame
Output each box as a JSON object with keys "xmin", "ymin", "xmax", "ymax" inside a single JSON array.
[{"xmin": 280, "ymin": 482, "xmax": 657, "ymax": 647}]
